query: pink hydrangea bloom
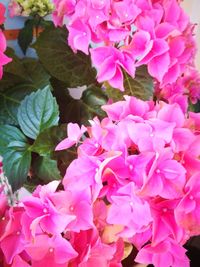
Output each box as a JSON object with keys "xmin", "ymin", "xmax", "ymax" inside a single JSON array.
[
  {"xmin": 52, "ymin": 0, "xmax": 197, "ymax": 90},
  {"xmin": 8, "ymin": 0, "xmax": 22, "ymax": 17},
  {"xmin": 0, "ymin": 3, "xmax": 6, "ymax": 24},
  {"xmin": 156, "ymin": 66, "xmax": 200, "ymax": 110},
  {"xmin": 135, "ymin": 238, "xmax": 189, "ymax": 267},
  {"xmin": 55, "ymin": 123, "xmax": 87, "ymax": 151},
  {"xmin": 90, "ymin": 46, "xmax": 135, "ymax": 91},
  {"xmin": 107, "ymin": 182, "xmax": 152, "ymax": 238},
  {"xmin": 0, "ymin": 3, "xmax": 12, "ymax": 79},
  {"xmin": 22, "ymin": 181, "xmax": 75, "ymax": 236},
  {"xmin": 175, "ymin": 173, "xmax": 200, "ymax": 235},
  {"xmin": 50, "ymin": 189, "xmax": 94, "ymax": 232},
  {"xmin": 0, "ymin": 207, "xmax": 25, "ymax": 264},
  {"xmin": 25, "ymin": 234, "xmax": 78, "ymax": 267},
  {"xmin": 2, "ymin": 96, "xmax": 200, "ymax": 266}
]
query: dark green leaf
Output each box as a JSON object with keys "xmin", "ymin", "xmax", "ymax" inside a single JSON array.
[
  {"xmin": 106, "ymin": 66, "xmax": 154, "ymax": 101},
  {"xmin": 3, "ymin": 48, "xmax": 31, "ymax": 81},
  {"xmin": 0, "ymin": 50, "xmax": 49, "ymax": 91},
  {"xmin": 30, "ymin": 125, "xmax": 66, "ymax": 156},
  {"xmin": 33, "ymin": 156, "xmax": 61, "ymax": 182},
  {"xmin": 82, "ymin": 85, "xmax": 108, "ymax": 118},
  {"xmin": 0, "ymin": 125, "xmax": 31, "ymax": 191},
  {"xmin": 18, "ymin": 20, "xmax": 34, "ymax": 54},
  {"xmin": 0, "ymin": 72, "xmax": 25, "ymax": 91},
  {"xmin": 22, "ymin": 58, "xmax": 50, "ymax": 88},
  {"xmin": 2, "ymin": 148, "xmax": 31, "ymax": 191},
  {"xmin": 50, "ymin": 78, "xmax": 85, "ymax": 124},
  {"xmin": 0, "ymin": 49, "xmax": 30, "ymax": 90},
  {"xmin": 17, "ymin": 86, "xmax": 59, "ymax": 139},
  {"xmin": 0, "ymin": 124, "xmax": 27, "ymax": 153},
  {"xmin": 33, "ymin": 26, "xmax": 96, "ymax": 87},
  {"xmin": 189, "ymin": 100, "xmax": 200, "ymax": 113},
  {"xmin": 0, "ymin": 83, "xmax": 37, "ymax": 125}
]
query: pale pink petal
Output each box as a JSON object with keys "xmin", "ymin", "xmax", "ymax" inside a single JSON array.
[{"xmin": 148, "ymin": 52, "xmax": 170, "ymax": 82}]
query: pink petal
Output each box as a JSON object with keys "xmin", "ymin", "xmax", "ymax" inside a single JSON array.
[
  {"xmin": 148, "ymin": 52, "xmax": 170, "ymax": 82},
  {"xmin": 55, "ymin": 138, "xmax": 75, "ymax": 150},
  {"xmin": 0, "ymin": 31, "xmax": 6, "ymax": 52},
  {"xmin": 109, "ymin": 66, "xmax": 124, "ymax": 91}
]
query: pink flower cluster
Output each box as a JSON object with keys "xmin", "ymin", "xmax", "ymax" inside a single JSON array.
[
  {"xmin": 0, "ymin": 3, "xmax": 12, "ymax": 79},
  {"xmin": 0, "ymin": 161, "xmax": 3, "ymax": 176},
  {"xmin": 155, "ymin": 66, "xmax": 200, "ymax": 113},
  {"xmin": 2, "ymin": 96, "xmax": 200, "ymax": 266},
  {"xmin": 53, "ymin": 0, "xmax": 196, "ymax": 91}
]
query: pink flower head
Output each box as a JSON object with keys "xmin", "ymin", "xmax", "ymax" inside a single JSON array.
[
  {"xmin": 139, "ymin": 149, "xmax": 186, "ymax": 199},
  {"xmin": 135, "ymin": 238, "xmax": 189, "ymax": 267},
  {"xmin": 63, "ymin": 154, "xmax": 102, "ymax": 200},
  {"xmin": 22, "ymin": 181, "xmax": 75, "ymax": 236},
  {"xmin": 0, "ymin": 3, "xmax": 6, "ymax": 24},
  {"xmin": 150, "ymin": 198, "xmax": 186, "ymax": 246},
  {"xmin": 127, "ymin": 119, "xmax": 175, "ymax": 152},
  {"xmin": 1, "ymin": 95, "xmax": 200, "ymax": 265},
  {"xmin": 52, "ymin": 0, "xmax": 198, "ymax": 90},
  {"xmin": 175, "ymin": 173, "xmax": 200, "ymax": 235},
  {"xmin": 50, "ymin": 189, "xmax": 94, "ymax": 232},
  {"xmin": 112, "ymin": 0, "xmax": 141, "ymax": 25},
  {"xmin": 68, "ymin": 19, "xmax": 92, "ymax": 55},
  {"xmin": 0, "ymin": 3, "xmax": 12, "ymax": 79},
  {"xmin": 107, "ymin": 182, "xmax": 152, "ymax": 238},
  {"xmin": 102, "ymin": 95, "xmax": 149, "ymax": 121},
  {"xmin": 90, "ymin": 46, "xmax": 135, "ymax": 91},
  {"xmin": 70, "ymin": 229, "xmax": 121, "ymax": 266},
  {"xmin": 12, "ymin": 255, "xmax": 31, "ymax": 267},
  {"xmin": 53, "ymin": 0, "xmax": 76, "ymax": 26},
  {"xmin": 55, "ymin": 123, "xmax": 87, "ymax": 150},
  {"xmin": 0, "ymin": 31, "xmax": 12, "ymax": 79},
  {"xmin": 25, "ymin": 234, "xmax": 78, "ymax": 267},
  {"xmin": 0, "ymin": 186, "xmax": 8, "ymax": 217},
  {"xmin": 0, "ymin": 207, "xmax": 25, "ymax": 264},
  {"xmin": 8, "ymin": 0, "xmax": 23, "ymax": 18}
]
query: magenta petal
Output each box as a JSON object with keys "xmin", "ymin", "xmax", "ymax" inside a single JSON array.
[
  {"xmin": 1, "ymin": 234, "xmax": 24, "ymax": 264},
  {"xmin": 155, "ymin": 22, "xmax": 176, "ymax": 39},
  {"xmin": 0, "ymin": 31, "xmax": 6, "ymax": 52},
  {"xmin": 73, "ymin": 34, "xmax": 90, "ymax": 55},
  {"xmin": 97, "ymin": 56, "xmax": 117, "ymax": 82},
  {"xmin": 12, "ymin": 256, "xmax": 30, "ymax": 267},
  {"xmin": 55, "ymin": 138, "xmax": 75, "ymax": 150},
  {"xmin": 53, "ymin": 235, "xmax": 78, "ymax": 263},
  {"xmin": 90, "ymin": 47, "xmax": 114, "ymax": 67},
  {"xmin": 148, "ymin": 52, "xmax": 170, "ymax": 82},
  {"xmin": 25, "ymin": 235, "xmax": 49, "ymax": 260},
  {"xmin": 109, "ymin": 67, "xmax": 124, "ymax": 91},
  {"xmin": 0, "ymin": 51, "xmax": 12, "ymax": 65}
]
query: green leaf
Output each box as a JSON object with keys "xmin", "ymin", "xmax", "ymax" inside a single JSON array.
[
  {"xmin": 82, "ymin": 86, "xmax": 108, "ymax": 118},
  {"xmin": 33, "ymin": 156, "xmax": 61, "ymax": 182},
  {"xmin": 2, "ymin": 149, "xmax": 31, "ymax": 192},
  {"xmin": 18, "ymin": 20, "xmax": 34, "ymax": 54},
  {"xmin": 0, "ymin": 49, "xmax": 30, "ymax": 90},
  {"xmin": 0, "ymin": 125, "xmax": 31, "ymax": 191},
  {"xmin": 22, "ymin": 58, "xmax": 50, "ymax": 88},
  {"xmin": 3, "ymin": 48, "xmax": 31, "ymax": 81},
  {"xmin": 0, "ymin": 50, "xmax": 49, "ymax": 91},
  {"xmin": 0, "ymin": 125, "xmax": 27, "ymax": 153},
  {"xmin": 106, "ymin": 66, "xmax": 154, "ymax": 101},
  {"xmin": 30, "ymin": 125, "xmax": 66, "ymax": 156},
  {"xmin": 17, "ymin": 86, "xmax": 59, "ymax": 139},
  {"xmin": 189, "ymin": 100, "xmax": 200, "ymax": 113},
  {"xmin": 50, "ymin": 78, "xmax": 85, "ymax": 124},
  {"xmin": 33, "ymin": 26, "xmax": 96, "ymax": 87},
  {"xmin": 0, "ymin": 83, "xmax": 37, "ymax": 125}
]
